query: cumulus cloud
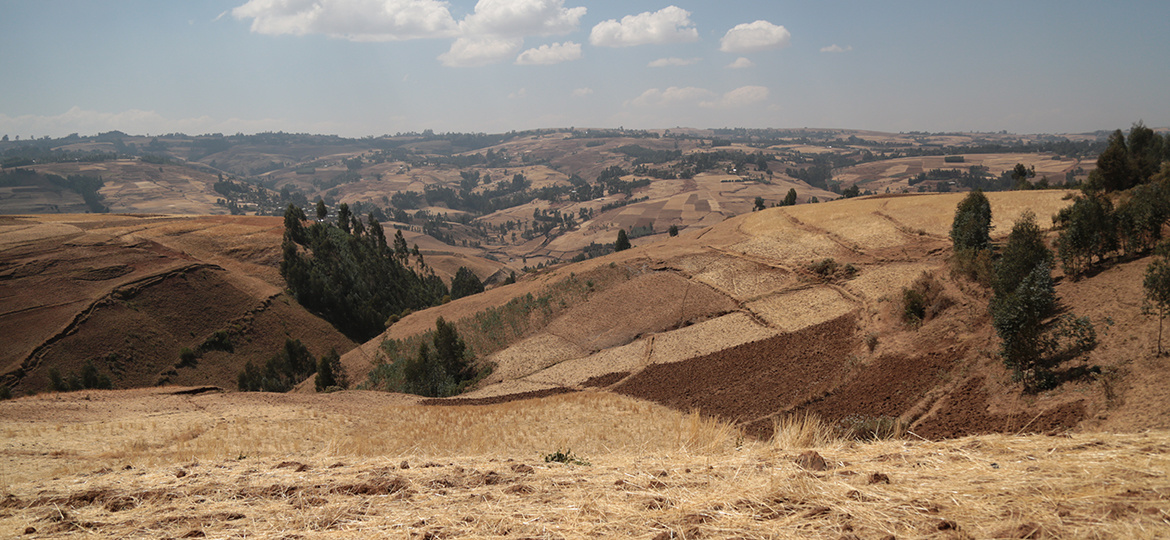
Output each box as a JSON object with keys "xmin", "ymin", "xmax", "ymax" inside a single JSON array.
[
  {"xmin": 627, "ymin": 86, "xmax": 715, "ymax": 108},
  {"xmin": 820, "ymin": 44, "xmax": 852, "ymax": 53},
  {"xmin": 572, "ymin": 87, "xmax": 594, "ymax": 97},
  {"xmin": 648, "ymin": 57, "xmax": 700, "ymax": 67},
  {"xmin": 461, "ymin": 0, "xmax": 585, "ymax": 37},
  {"xmin": 719, "ymin": 20, "xmax": 790, "ymax": 53},
  {"xmin": 590, "ymin": 6, "xmax": 698, "ymax": 47},
  {"xmin": 700, "ymin": 85, "xmax": 769, "ymax": 108},
  {"xmin": 232, "ymin": 0, "xmax": 459, "ymax": 41},
  {"xmin": 726, "ymin": 57, "xmax": 754, "ymax": 69},
  {"xmin": 439, "ymin": 36, "xmax": 524, "ymax": 67},
  {"xmin": 515, "ymin": 41, "xmax": 582, "ymax": 64}
]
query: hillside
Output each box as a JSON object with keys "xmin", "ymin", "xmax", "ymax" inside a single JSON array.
[
  {"xmin": 351, "ymin": 190, "xmax": 1170, "ymax": 438},
  {"xmin": 0, "ymin": 214, "xmax": 354, "ymax": 394}
]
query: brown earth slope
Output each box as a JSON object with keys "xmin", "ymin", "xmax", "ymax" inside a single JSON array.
[
  {"xmin": 0, "ymin": 214, "xmax": 354, "ymax": 394},
  {"xmin": 367, "ymin": 190, "xmax": 1170, "ymax": 438}
]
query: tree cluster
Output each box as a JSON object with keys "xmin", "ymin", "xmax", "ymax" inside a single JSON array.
[{"xmin": 280, "ymin": 203, "xmax": 448, "ymax": 342}]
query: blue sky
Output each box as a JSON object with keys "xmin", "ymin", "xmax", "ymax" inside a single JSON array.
[{"xmin": 1, "ymin": 0, "xmax": 1167, "ymax": 138}]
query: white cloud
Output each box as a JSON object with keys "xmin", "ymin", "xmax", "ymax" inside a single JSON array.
[
  {"xmin": 590, "ymin": 6, "xmax": 698, "ymax": 47},
  {"xmin": 627, "ymin": 86, "xmax": 716, "ymax": 108},
  {"xmin": 648, "ymin": 57, "xmax": 700, "ymax": 67},
  {"xmin": 820, "ymin": 44, "xmax": 852, "ymax": 53},
  {"xmin": 572, "ymin": 87, "xmax": 593, "ymax": 97},
  {"xmin": 719, "ymin": 20, "xmax": 790, "ymax": 53},
  {"xmin": 516, "ymin": 41, "xmax": 582, "ymax": 64},
  {"xmin": 700, "ymin": 85, "xmax": 769, "ymax": 108},
  {"xmin": 461, "ymin": 0, "xmax": 585, "ymax": 37},
  {"xmin": 232, "ymin": 0, "xmax": 459, "ymax": 41},
  {"xmin": 439, "ymin": 36, "xmax": 523, "ymax": 67},
  {"xmin": 726, "ymin": 57, "xmax": 754, "ymax": 69},
  {"xmin": 508, "ymin": 88, "xmax": 528, "ymax": 99}
]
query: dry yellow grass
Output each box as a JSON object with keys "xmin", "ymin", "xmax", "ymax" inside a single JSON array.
[{"xmin": 1, "ymin": 390, "xmax": 1167, "ymax": 539}]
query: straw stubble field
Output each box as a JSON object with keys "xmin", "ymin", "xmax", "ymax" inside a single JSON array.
[{"xmin": 1, "ymin": 390, "xmax": 1168, "ymax": 539}]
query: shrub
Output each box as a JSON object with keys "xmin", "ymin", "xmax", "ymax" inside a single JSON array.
[
  {"xmin": 48, "ymin": 361, "xmax": 113, "ymax": 392},
  {"xmin": 199, "ymin": 330, "xmax": 233, "ymax": 353},
  {"xmin": 178, "ymin": 347, "xmax": 198, "ymax": 368},
  {"xmin": 544, "ymin": 449, "xmax": 590, "ymax": 466},
  {"xmin": 837, "ymin": 415, "xmax": 905, "ymax": 441},
  {"xmin": 900, "ymin": 272, "xmax": 951, "ymax": 326},
  {"xmin": 0, "ymin": 386, "xmax": 11, "ymax": 400},
  {"xmin": 401, "ymin": 317, "xmax": 478, "ymax": 398},
  {"xmin": 238, "ymin": 339, "xmax": 317, "ymax": 392},
  {"xmin": 315, "ymin": 348, "xmax": 348, "ymax": 392}
]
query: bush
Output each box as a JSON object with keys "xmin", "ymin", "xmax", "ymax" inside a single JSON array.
[
  {"xmin": 401, "ymin": 317, "xmax": 478, "ymax": 397},
  {"xmin": 178, "ymin": 347, "xmax": 198, "ymax": 368},
  {"xmin": 544, "ymin": 449, "xmax": 590, "ymax": 466},
  {"xmin": 900, "ymin": 272, "xmax": 951, "ymax": 326},
  {"xmin": 807, "ymin": 258, "xmax": 857, "ymax": 282},
  {"xmin": 48, "ymin": 360, "xmax": 113, "ymax": 392},
  {"xmin": 0, "ymin": 386, "xmax": 11, "ymax": 400},
  {"xmin": 314, "ymin": 348, "xmax": 348, "ymax": 392},
  {"xmin": 238, "ymin": 339, "xmax": 318, "ymax": 392},
  {"xmin": 199, "ymin": 330, "xmax": 234, "ymax": 353}
]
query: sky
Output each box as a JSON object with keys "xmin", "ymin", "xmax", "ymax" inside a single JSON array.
[{"xmin": 1, "ymin": 0, "xmax": 1168, "ymax": 138}]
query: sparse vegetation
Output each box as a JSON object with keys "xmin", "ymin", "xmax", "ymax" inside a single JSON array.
[
  {"xmin": 48, "ymin": 360, "xmax": 113, "ymax": 392},
  {"xmin": 237, "ymin": 339, "xmax": 318, "ymax": 393},
  {"xmin": 314, "ymin": 348, "xmax": 348, "ymax": 392},
  {"xmin": 806, "ymin": 258, "xmax": 856, "ymax": 282},
  {"xmin": 543, "ymin": 449, "xmax": 590, "ymax": 466},
  {"xmin": 900, "ymin": 272, "xmax": 950, "ymax": 326}
]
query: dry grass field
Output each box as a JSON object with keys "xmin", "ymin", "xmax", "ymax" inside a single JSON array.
[{"xmin": 1, "ymin": 389, "xmax": 1168, "ymax": 539}]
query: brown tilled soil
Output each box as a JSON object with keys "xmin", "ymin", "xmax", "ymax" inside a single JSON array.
[
  {"xmin": 915, "ymin": 377, "xmax": 1087, "ymax": 439},
  {"xmin": 614, "ymin": 315, "xmax": 859, "ymax": 437}
]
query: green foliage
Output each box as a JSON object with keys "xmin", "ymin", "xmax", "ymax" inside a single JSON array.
[
  {"xmin": 48, "ymin": 360, "xmax": 113, "ymax": 392},
  {"xmin": 280, "ymin": 204, "xmax": 448, "ymax": 342},
  {"xmin": 1115, "ymin": 182, "xmax": 1170, "ymax": 256},
  {"xmin": 992, "ymin": 212, "xmax": 1052, "ymax": 298},
  {"xmin": 1143, "ymin": 249, "xmax": 1170, "ymax": 355},
  {"xmin": 614, "ymin": 229, "xmax": 631, "ymax": 252},
  {"xmin": 544, "ymin": 449, "xmax": 590, "ymax": 466},
  {"xmin": 237, "ymin": 339, "xmax": 318, "ymax": 392},
  {"xmin": 1055, "ymin": 194, "xmax": 1117, "ymax": 277},
  {"xmin": 400, "ymin": 317, "xmax": 477, "ymax": 397},
  {"xmin": 992, "ymin": 261, "xmax": 1056, "ymax": 389},
  {"xmin": 900, "ymin": 272, "xmax": 950, "ymax": 326},
  {"xmin": 668, "ymin": 224, "xmax": 679, "ymax": 237},
  {"xmin": 365, "ymin": 268, "xmax": 628, "ymax": 393},
  {"xmin": 1044, "ymin": 315, "xmax": 1098, "ymax": 363},
  {"xmin": 450, "ymin": 266, "xmax": 485, "ymax": 300},
  {"xmin": 807, "ymin": 258, "xmax": 857, "ymax": 282},
  {"xmin": 754, "ymin": 196, "xmax": 766, "ymax": 211},
  {"xmin": 951, "ymin": 190, "xmax": 992, "ymax": 253},
  {"xmin": 314, "ymin": 348, "xmax": 348, "ymax": 392},
  {"xmin": 178, "ymin": 347, "xmax": 198, "ymax": 368},
  {"xmin": 783, "ymin": 188, "xmax": 798, "ymax": 206},
  {"xmin": 199, "ymin": 330, "xmax": 233, "ymax": 353}
]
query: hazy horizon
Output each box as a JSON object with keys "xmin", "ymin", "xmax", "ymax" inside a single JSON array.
[{"xmin": 2, "ymin": 1, "xmax": 1168, "ymax": 139}]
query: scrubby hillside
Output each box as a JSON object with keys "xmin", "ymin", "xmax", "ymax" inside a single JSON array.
[
  {"xmin": 354, "ymin": 190, "xmax": 1170, "ymax": 437},
  {"xmin": 0, "ymin": 214, "xmax": 354, "ymax": 394}
]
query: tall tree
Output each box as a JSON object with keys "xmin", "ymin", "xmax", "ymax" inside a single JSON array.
[
  {"xmin": 614, "ymin": 229, "xmax": 631, "ymax": 252},
  {"xmin": 1092, "ymin": 129, "xmax": 1135, "ymax": 192},
  {"xmin": 1144, "ymin": 245, "xmax": 1170, "ymax": 355},
  {"xmin": 316, "ymin": 199, "xmax": 327, "ymax": 221},
  {"xmin": 950, "ymin": 189, "xmax": 992, "ymax": 252}
]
